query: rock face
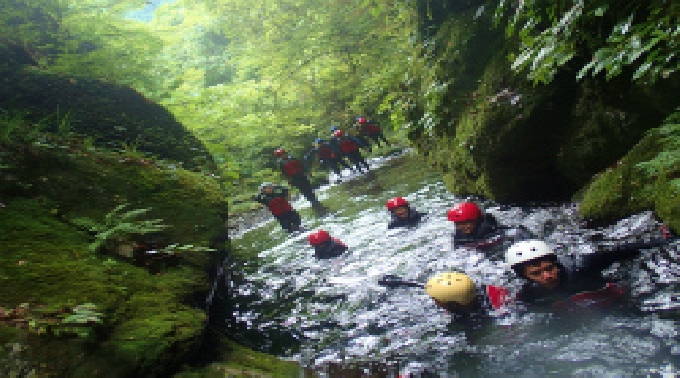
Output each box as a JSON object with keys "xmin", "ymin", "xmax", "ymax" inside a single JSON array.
[{"xmin": 405, "ymin": 3, "xmax": 679, "ymax": 231}]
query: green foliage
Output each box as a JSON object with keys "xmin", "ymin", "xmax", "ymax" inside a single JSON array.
[
  {"xmin": 636, "ymin": 109, "xmax": 680, "ymax": 189},
  {"xmin": 495, "ymin": 0, "xmax": 679, "ymax": 84},
  {"xmin": 118, "ymin": 140, "xmax": 147, "ymax": 160},
  {"xmin": 72, "ymin": 204, "xmax": 169, "ymax": 253},
  {"xmin": 55, "ymin": 106, "xmax": 73, "ymax": 137},
  {"xmin": 0, "ymin": 109, "xmax": 25, "ymax": 144},
  {"xmin": 0, "ymin": 109, "xmax": 47, "ymax": 145}
]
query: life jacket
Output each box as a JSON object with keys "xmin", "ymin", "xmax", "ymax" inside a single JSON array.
[
  {"xmin": 446, "ymin": 285, "xmax": 510, "ymax": 320},
  {"xmin": 266, "ymin": 196, "xmax": 293, "ymax": 216},
  {"xmin": 366, "ymin": 123, "xmax": 381, "ymax": 134},
  {"xmin": 485, "ymin": 285, "xmax": 510, "ymax": 311},
  {"xmin": 339, "ymin": 137, "xmax": 358, "ymax": 154},
  {"xmin": 318, "ymin": 144, "xmax": 334, "ymax": 159},
  {"xmin": 551, "ymin": 283, "xmax": 627, "ymax": 312},
  {"xmin": 282, "ymin": 158, "xmax": 304, "ymax": 177}
]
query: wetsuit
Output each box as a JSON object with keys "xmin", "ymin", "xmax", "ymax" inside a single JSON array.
[
  {"xmin": 313, "ymin": 237, "xmax": 348, "ymax": 259},
  {"xmin": 304, "ymin": 142, "xmax": 353, "ymax": 177},
  {"xmin": 516, "ymin": 243, "xmax": 650, "ymax": 312},
  {"xmin": 330, "ymin": 135, "xmax": 370, "ymax": 173},
  {"xmin": 387, "ymin": 208, "xmax": 427, "ymax": 229},
  {"xmin": 253, "ymin": 186, "xmax": 301, "ymax": 233},
  {"xmin": 453, "ymin": 213, "xmax": 534, "ymax": 257},
  {"xmin": 348, "ymin": 126, "xmax": 372, "ymax": 151},
  {"xmin": 359, "ymin": 121, "xmax": 389, "ymax": 147},
  {"xmin": 444, "ymin": 285, "xmax": 510, "ymax": 323},
  {"xmin": 442, "ymin": 284, "xmax": 511, "ymax": 345},
  {"xmin": 278, "ymin": 156, "xmax": 324, "ymax": 210}
]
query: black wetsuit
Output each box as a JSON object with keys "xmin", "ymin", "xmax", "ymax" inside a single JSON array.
[
  {"xmin": 442, "ymin": 285, "xmax": 511, "ymax": 346},
  {"xmin": 304, "ymin": 142, "xmax": 353, "ymax": 177},
  {"xmin": 359, "ymin": 121, "xmax": 389, "ymax": 147},
  {"xmin": 313, "ymin": 237, "xmax": 347, "ymax": 259},
  {"xmin": 453, "ymin": 213, "xmax": 534, "ymax": 257},
  {"xmin": 516, "ymin": 243, "xmax": 649, "ymax": 311},
  {"xmin": 253, "ymin": 186, "xmax": 301, "ymax": 233},
  {"xmin": 330, "ymin": 135, "xmax": 370, "ymax": 173},
  {"xmin": 278, "ymin": 156, "xmax": 324, "ymax": 210},
  {"xmin": 444, "ymin": 285, "xmax": 510, "ymax": 324},
  {"xmin": 387, "ymin": 207, "xmax": 427, "ymax": 229}
]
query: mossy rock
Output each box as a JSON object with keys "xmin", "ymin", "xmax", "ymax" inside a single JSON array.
[
  {"xmin": 0, "ymin": 139, "xmax": 225, "ymax": 376},
  {"xmin": 174, "ymin": 338, "xmax": 302, "ymax": 378},
  {"xmin": 579, "ymin": 125, "xmax": 680, "ymax": 233},
  {"xmin": 0, "ymin": 43, "xmax": 212, "ymax": 170}
]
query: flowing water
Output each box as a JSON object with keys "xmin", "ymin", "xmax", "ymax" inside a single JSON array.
[{"xmin": 228, "ymin": 152, "xmax": 680, "ymax": 377}]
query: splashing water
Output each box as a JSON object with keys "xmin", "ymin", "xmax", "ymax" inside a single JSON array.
[{"xmin": 230, "ymin": 154, "xmax": 679, "ymax": 376}]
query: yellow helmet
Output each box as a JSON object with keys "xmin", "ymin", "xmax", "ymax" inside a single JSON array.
[{"xmin": 425, "ymin": 271, "xmax": 476, "ymax": 305}]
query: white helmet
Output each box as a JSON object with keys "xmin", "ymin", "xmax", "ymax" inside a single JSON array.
[{"xmin": 505, "ymin": 239, "xmax": 555, "ymax": 269}]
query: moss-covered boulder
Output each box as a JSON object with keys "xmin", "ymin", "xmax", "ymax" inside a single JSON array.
[
  {"xmin": 0, "ymin": 42, "xmax": 212, "ymax": 170},
  {"xmin": 0, "ymin": 137, "xmax": 225, "ymax": 376},
  {"xmin": 579, "ymin": 116, "xmax": 680, "ymax": 233}
]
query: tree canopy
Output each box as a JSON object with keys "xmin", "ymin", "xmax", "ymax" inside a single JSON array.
[{"xmin": 2, "ymin": 0, "xmax": 678, "ymax": 207}]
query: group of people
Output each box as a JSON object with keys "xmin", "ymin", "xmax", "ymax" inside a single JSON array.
[
  {"xmin": 424, "ymin": 236, "xmax": 669, "ymax": 324},
  {"xmin": 254, "ymin": 116, "xmax": 391, "ymax": 233},
  {"xmin": 312, "ymin": 198, "xmax": 672, "ymax": 327},
  {"xmin": 252, "ymin": 122, "xmax": 674, "ymax": 327},
  {"xmin": 305, "ymin": 117, "xmax": 389, "ymax": 178}
]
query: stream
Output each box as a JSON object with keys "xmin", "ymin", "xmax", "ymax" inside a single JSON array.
[{"xmin": 228, "ymin": 152, "xmax": 679, "ymax": 377}]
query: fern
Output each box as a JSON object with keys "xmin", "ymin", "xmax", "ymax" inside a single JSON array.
[{"xmin": 73, "ymin": 204, "xmax": 169, "ymax": 253}]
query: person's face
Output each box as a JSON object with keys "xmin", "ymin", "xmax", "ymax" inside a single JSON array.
[
  {"xmin": 263, "ymin": 186, "xmax": 274, "ymax": 194},
  {"xmin": 392, "ymin": 206, "xmax": 409, "ymax": 219},
  {"xmin": 455, "ymin": 220, "xmax": 477, "ymax": 235},
  {"xmin": 524, "ymin": 260, "xmax": 560, "ymax": 288}
]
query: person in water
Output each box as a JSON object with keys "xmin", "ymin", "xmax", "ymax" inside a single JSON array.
[
  {"xmin": 274, "ymin": 148, "xmax": 326, "ymax": 214},
  {"xmin": 307, "ymin": 229, "xmax": 347, "ymax": 259},
  {"xmin": 253, "ymin": 182, "xmax": 301, "ymax": 233},
  {"xmin": 337, "ymin": 124, "xmax": 371, "ymax": 152},
  {"xmin": 304, "ymin": 138, "xmax": 354, "ymax": 179},
  {"xmin": 386, "ymin": 197, "xmax": 426, "ymax": 229},
  {"xmin": 425, "ymin": 271, "xmax": 510, "ymax": 323},
  {"xmin": 329, "ymin": 130, "xmax": 370, "ymax": 174},
  {"xmin": 355, "ymin": 116, "xmax": 389, "ymax": 148},
  {"xmin": 447, "ymin": 201, "xmax": 533, "ymax": 255},
  {"xmin": 505, "ymin": 239, "xmax": 664, "ymax": 312}
]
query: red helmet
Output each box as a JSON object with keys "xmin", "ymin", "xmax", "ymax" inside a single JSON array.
[
  {"xmin": 357, "ymin": 117, "xmax": 368, "ymax": 124},
  {"xmin": 274, "ymin": 148, "xmax": 286, "ymax": 157},
  {"xmin": 333, "ymin": 130, "xmax": 344, "ymax": 137},
  {"xmin": 386, "ymin": 197, "xmax": 409, "ymax": 211},
  {"xmin": 308, "ymin": 230, "xmax": 331, "ymax": 245},
  {"xmin": 447, "ymin": 202, "xmax": 482, "ymax": 222}
]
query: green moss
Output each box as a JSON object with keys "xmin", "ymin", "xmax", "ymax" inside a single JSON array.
[
  {"xmin": 580, "ymin": 127, "xmax": 680, "ymax": 232},
  {"xmin": 174, "ymin": 338, "xmax": 301, "ymax": 378},
  {"xmin": 0, "ymin": 138, "xmax": 230, "ymax": 376}
]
